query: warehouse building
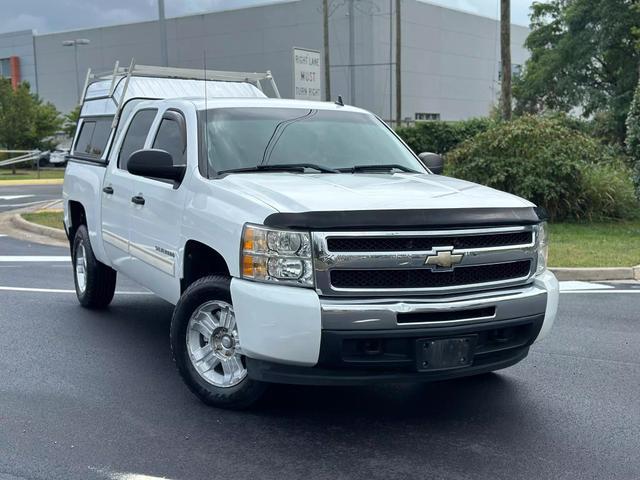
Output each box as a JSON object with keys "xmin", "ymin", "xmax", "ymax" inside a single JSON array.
[{"xmin": 0, "ymin": 0, "xmax": 529, "ymax": 122}]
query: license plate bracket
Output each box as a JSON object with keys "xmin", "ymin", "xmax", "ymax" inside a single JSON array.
[{"xmin": 416, "ymin": 336, "xmax": 477, "ymax": 371}]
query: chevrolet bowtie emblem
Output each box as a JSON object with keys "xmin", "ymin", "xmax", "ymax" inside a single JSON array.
[{"xmin": 425, "ymin": 248, "xmax": 463, "ymax": 270}]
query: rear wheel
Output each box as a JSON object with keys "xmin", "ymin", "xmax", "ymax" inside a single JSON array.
[
  {"xmin": 170, "ymin": 275, "xmax": 267, "ymax": 409},
  {"xmin": 72, "ymin": 225, "xmax": 117, "ymax": 309}
]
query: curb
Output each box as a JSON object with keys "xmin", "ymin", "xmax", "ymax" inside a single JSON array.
[
  {"xmin": 550, "ymin": 267, "xmax": 640, "ymax": 282},
  {"xmin": 11, "ymin": 213, "xmax": 67, "ymax": 242},
  {"xmin": 0, "ymin": 178, "xmax": 63, "ymax": 186}
]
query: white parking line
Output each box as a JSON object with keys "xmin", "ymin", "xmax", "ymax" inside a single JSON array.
[
  {"xmin": 0, "ymin": 195, "xmax": 34, "ymax": 200},
  {"xmin": 1, "ymin": 200, "xmax": 52, "ymax": 208},
  {"xmin": 559, "ymin": 280, "xmax": 640, "ymax": 294},
  {"xmin": 561, "ymin": 290, "xmax": 640, "ymax": 294},
  {"xmin": 0, "ymin": 285, "xmax": 151, "ymax": 295},
  {"xmin": 0, "ymin": 256, "xmax": 71, "ymax": 262},
  {"xmin": 559, "ymin": 281, "xmax": 614, "ymax": 291}
]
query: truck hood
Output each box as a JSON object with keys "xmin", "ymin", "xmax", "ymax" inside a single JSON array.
[{"xmin": 222, "ymin": 173, "xmax": 534, "ymax": 213}]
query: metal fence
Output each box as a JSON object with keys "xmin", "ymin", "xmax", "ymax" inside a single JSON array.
[{"xmin": 0, "ymin": 150, "xmax": 41, "ymax": 168}]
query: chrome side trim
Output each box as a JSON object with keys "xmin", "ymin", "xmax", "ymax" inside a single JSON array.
[
  {"xmin": 129, "ymin": 242, "xmax": 175, "ymax": 276},
  {"xmin": 312, "ymin": 225, "xmax": 539, "ymax": 297},
  {"xmin": 320, "ymin": 283, "xmax": 548, "ymax": 330},
  {"xmin": 102, "ymin": 229, "xmax": 129, "ymax": 252},
  {"xmin": 102, "ymin": 229, "xmax": 175, "ymax": 275}
]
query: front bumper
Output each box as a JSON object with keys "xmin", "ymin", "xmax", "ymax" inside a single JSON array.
[{"xmin": 230, "ymin": 270, "xmax": 558, "ymax": 385}]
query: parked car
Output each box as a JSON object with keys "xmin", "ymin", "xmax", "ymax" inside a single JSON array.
[
  {"xmin": 37, "ymin": 150, "xmax": 51, "ymax": 167},
  {"xmin": 49, "ymin": 147, "xmax": 69, "ymax": 166},
  {"xmin": 63, "ymin": 64, "xmax": 558, "ymax": 408}
]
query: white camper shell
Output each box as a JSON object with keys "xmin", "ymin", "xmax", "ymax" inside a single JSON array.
[{"xmin": 70, "ymin": 61, "xmax": 280, "ymax": 164}]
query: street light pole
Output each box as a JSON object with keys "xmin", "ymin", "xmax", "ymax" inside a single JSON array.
[
  {"xmin": 63, "ymin": 39, "xmax": 90, "ymax": 101},
  {"xmin": 73, "ymin": 43, "xmax": 80, "ymax": 97}
]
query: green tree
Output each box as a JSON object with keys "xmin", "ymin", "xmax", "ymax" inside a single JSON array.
[
  {"xmin": 0, "ymin": 79, "xmax": 62, "ymax": 172},
  {"xmin": 63, "ymin": 105, "xmax": 81, "ymax": 138},
  {"xmin": 626, "ymin": 76, "xmax": 640, "ymax": 197},
  {"xmin": 514, "ymin": 0, "xmax": 640, "ymax": 143}
]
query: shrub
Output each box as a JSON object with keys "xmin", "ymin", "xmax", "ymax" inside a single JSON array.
[
  {"xmin": 446, "ymin": 115, "xmax": 638, "ymax": 221},
  {"xmin": 581, "ymin": 161, "xmax": 638, "ymax": 220},
  {"xmin": 395, "ymin": 118, "xmax": 495, "ymax": 155}
]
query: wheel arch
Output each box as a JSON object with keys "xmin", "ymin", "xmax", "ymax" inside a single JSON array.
[
  {"xmin": 181, "ymin": 240, "xmax": 231, "ymax": 293},
  {"xmin": 67, "ymin": 200, "xmax": 87, "ymax": 244}
]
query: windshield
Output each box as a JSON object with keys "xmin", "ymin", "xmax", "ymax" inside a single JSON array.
[{"xmin": 200, "ymin": 107, "xmax": 426, "ymax": 174}]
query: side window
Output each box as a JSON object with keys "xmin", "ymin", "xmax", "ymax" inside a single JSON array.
[
  {"xmin": 89, "ymin": 119, "xmax": 112, "ymax": 157},
  {"xmin": 74, "ymin": 121, "xmax": 95, "ymax": 155},
  {"xmin": 73, "ymin": 117, "xmax": 113, "ymax": 160},
  {"xmin": 152, "ymin": 114, "xmax": 186, "ymax": 166},
  {"xmin": 118, "ymin": 109, "xmax": 157, "ymax": 170}
]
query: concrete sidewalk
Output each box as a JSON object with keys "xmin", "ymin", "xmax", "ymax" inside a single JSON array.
[{"xmin": 551, "ymin": 266, "xmax": 640, "ymax": 282}]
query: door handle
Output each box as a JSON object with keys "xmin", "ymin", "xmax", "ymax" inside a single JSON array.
[
  {"xmin": 131, "ymin": 195, "xmax": 145, "ymax": 206},
  {"xmin": 102, "ymin": 186, "xmax": 114, "ymax": 195}
]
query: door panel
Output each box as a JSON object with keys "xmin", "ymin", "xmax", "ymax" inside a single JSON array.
[
  {"xmin": 101, "ymin": 108, "xmax": 158, "ymax": 276},
  {"xmin": 128, "ymin": 177, "xmax": 185, "ymax": 302},
  {"xmin": 101, "ymin": 167, "xmax": 133, "ymax": 272},
  {"xmin": 127, "ymin": 111, "xmax": 188, "ymax": 303}
]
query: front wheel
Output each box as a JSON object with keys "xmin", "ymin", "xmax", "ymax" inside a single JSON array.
[
  {"xmin": 170, "ymin": 275, "xmax": 267, "ymax": 409},
  {"xmin": 72, "ymin": 225, "xmax": 117, "ymax": 309}
]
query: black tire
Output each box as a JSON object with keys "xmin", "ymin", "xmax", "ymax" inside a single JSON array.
[
  {"xmin": 170, "ymin": 275, "xmax": 267, "ymax": 409},
  {"xmin": 72, "ymin": 225, "xmax": 117, "ymax": 309}
]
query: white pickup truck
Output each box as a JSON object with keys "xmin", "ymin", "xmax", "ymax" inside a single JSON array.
[{"xmin": 63, "ymin": 64, "xmax": 558, "ymax": 408}]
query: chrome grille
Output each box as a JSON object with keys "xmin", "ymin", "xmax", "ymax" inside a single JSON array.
[
  {"xmin": 312, "ymin": 226, "xmax": 538, "ymax": 297},
  {"xmin": 326, "ymin": 231, "xmax": 533, "ymax": 252}
]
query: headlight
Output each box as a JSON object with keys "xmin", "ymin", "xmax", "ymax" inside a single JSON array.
[
  {"xmin": 536, "ymin": 222, "xmax": 548, "ymax": 275},
  {"xmin": 241, "ymin": 224, "xmax": 313, "ymax": 287}
]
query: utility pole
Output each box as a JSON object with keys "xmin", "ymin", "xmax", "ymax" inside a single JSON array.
[
  {"xmin": 348, "ymin": 0, "xmax": 356, "ymax": 105},
  {"xmin": 500, "ymin": 0, "xmax": 511, "ymax": 120},
  {"xmin": 395, "ymin": 0, "xmax": 401, "ymax": 125},
  {"xmin": 158, "ymin": 0, "xmax": 169, "ymax": 67},
  {"xmin": 322, "ymin": 0, "xmax": 331, "ymax": 101},
  {"xmin": 389, "ymin": 0, "xmax": 393, "ymax": 123}
]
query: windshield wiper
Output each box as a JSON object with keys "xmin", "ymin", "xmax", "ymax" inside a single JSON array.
[
  {"xmin": 218, "ymin": 163, "xmax": 339, "ymax": 174},
  {"xmin": 336, "ymin": 164, "xmax": 419, "ymax": 173}
]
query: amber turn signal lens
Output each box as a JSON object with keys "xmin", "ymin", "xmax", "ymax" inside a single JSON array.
[
  {"xmin": 243, "ymin": 227, "xmax": 254, "ymax": 251},
  {"xmin": 242, "ymin": 255, "xmax": 254, "ymax": 277}
]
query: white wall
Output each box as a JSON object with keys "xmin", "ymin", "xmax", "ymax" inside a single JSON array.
[
  {"xmin": 29, "ymin": 0, "xmax": 529, "ymax": 120},
  {"xmin": 0, "ymin": 29, "xmax": 37, "ymax": 92}
]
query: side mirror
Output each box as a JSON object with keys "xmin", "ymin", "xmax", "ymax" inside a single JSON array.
[
  {"xmin": 419, "ymin": 152, "xmax": 445, "ymax": 175},
  {"xmin": 127, "ymin": 149, "xmax": 186, "ymax": 184}
]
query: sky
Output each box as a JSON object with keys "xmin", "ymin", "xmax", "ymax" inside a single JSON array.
[{"xmin": 0, "ymin": 0, "xmax": 536, "ymax": 35}]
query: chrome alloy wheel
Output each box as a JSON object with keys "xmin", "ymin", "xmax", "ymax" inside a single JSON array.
[
  {"xmin": 186, "ymin": 300, "xmax": 247, "ymax": 388},
  {"xmin": 75, "ymin": 243, "xmax": 87, "ymax": 293}
]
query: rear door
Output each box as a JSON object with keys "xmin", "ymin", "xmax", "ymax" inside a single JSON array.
[
  {"xmin": 101, "ymin": 108, "xmax": 157, "ymax": 274},
  {"xmin": 127, "ymin": 109, "xmax": 189, "ymax": 302}
]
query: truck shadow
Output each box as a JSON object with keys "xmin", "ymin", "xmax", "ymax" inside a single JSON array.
[{"xmin": 259, "ymin": 372, "xmax": 524, "ymax": 422}]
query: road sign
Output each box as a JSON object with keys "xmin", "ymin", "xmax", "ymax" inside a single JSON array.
[{"xmin": 293, "ymin": 48, "xmax": 321, "ymax": 101}]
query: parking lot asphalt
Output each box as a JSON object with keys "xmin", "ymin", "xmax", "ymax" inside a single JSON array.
[
  {"xmin": 0, "ymin": 232, "xmax": 639, "ymax": 480},
  {"xmin": 0, "ymin": 184, "xmax": 63, "ymax": 213}
]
